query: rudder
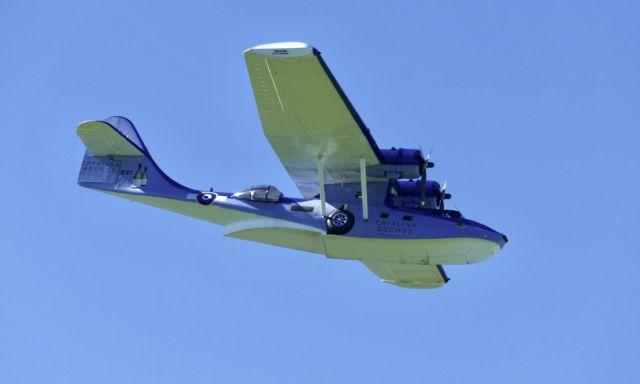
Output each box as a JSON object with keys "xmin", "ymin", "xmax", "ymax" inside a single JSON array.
[{"xmin": 77, "ymin": 116, "xmax": 196, "ymax": 199}]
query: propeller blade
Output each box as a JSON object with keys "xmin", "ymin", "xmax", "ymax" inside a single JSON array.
[
  {"xmin": 419, "ymin": 146, "xmax": 434, "ymax": 171},
  {"xmin": 418, "ymin": 147, "xmax": 433, "ymax": 208},
  {"xmin": 419, "ymin": 167, "xmax": 427, "ymax": 207},
  {"xmin": 438, "ymin": 179, "xmax": 450, "ymax": 210},
  {"xmin": 424, "ymin": 146, "xmax": 433, "ymax": 162}
]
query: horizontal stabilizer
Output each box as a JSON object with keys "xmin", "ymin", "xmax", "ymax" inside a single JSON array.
[{"xmin": 77, "ymin": 120, "xmax": 144, "ymax": 157}]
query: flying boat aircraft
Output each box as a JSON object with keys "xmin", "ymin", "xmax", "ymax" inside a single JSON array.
[{"xmin": 76, "ymin": 42, "xmax": 507, "ymax": 288}]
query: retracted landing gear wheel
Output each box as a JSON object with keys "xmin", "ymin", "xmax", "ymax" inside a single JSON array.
[{"xmin": 326, "ymin": 209, "xmax": 355, "ymax": 235}]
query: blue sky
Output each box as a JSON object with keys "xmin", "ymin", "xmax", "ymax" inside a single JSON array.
[{"xmin": 1, "ymin": 1, "xmax": 639, "ymax": 383}]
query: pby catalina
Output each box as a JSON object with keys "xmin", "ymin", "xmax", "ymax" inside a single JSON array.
[{"xmin": 76, "ymin": 42, "xmax": 507, "ymax": 288}]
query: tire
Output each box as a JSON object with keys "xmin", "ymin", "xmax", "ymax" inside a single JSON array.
[
  {"xmin": 196, "ymin": 192, "xmax": 217, "ymax": 205},
  {"xmin": 326, "ymin": 209, "xmax": 355, "ymax": 235}
]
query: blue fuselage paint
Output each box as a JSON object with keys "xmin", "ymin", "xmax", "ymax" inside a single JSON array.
[
  {"xmin": 77, "ymin": 116, "xmax": 507, "ymax": 269},
  {"xmin": 78, "ymin": 151, "xmax": 506, "ymax": 250},
  {"xmin": 212, "ymin": 189, "xmax": 506, "ymax": 248}
]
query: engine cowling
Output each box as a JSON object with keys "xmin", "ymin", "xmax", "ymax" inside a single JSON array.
[
  {"xmin": 366, "ymin": 148, "xmax": 423, "ymax": 179},
  {"xmin": 395, "ymin": 179, "xmax": 441, "ymax": 196},
  {"xmin": 379, "ymin": 148, "xmax": 422, "ymax": 166},
  {"xmin": 390, "ymin": 179, "xmax": 442, "ymax": 209}
]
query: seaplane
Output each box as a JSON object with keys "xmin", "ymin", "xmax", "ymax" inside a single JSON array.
[{"xmin": 76, "ymin": 42, "xmax": 507, "ymax": 288}]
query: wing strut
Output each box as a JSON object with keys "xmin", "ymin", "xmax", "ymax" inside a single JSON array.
[
  {"xmin": 359, "ymin": 157, "xmax": 369, "ymax": 221},
  {"xmin": 317, "ymin": 156, "xmax": 327, "ymax": 216}
]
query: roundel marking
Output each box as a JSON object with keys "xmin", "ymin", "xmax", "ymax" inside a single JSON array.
[{"xmin": 196, "ymin": 192, "xmax": 217, "ymax": 206}]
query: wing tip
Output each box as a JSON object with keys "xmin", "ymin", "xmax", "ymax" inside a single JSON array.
[{"xmin": 244, "ymin": 41, "xmax": 314, "ymax": 57}]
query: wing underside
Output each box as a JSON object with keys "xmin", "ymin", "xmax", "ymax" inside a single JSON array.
[
  {"xmin": 362, "ymin": 260, "xmax": 450, "ymax": 289},
  {"xmin": 244, "ymin": 42, "xmax": 382, "ymax": 198}
]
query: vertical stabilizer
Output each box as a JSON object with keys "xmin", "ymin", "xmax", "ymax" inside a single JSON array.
[{"xmin": 76, "ymin": 116, "xmax": 197, "ymax": 199}]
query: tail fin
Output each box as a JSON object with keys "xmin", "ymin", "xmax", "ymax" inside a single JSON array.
[{"xmin": 77, "ymin": 116, "xmax": 197, "ymax": 199}]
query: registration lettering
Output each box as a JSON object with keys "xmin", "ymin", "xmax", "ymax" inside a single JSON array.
[
  {"xmin": 78, "ymin": 159, "xmax": 121, "ymax": 183},
  {"xmin": 375, "ymin": 219, "xmax": 416, "ymax": 235}
]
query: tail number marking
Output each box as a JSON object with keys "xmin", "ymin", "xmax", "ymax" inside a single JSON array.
[{"xmin": 78, "ymin": 158, "xmax": 121, "ymax": 183}]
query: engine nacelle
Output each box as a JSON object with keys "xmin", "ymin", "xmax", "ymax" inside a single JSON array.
[
  {"xmin": 367, "ymin": 148, "xmax": 424, "ymax": 180},
  {"xmin": 390, "ymin": 179, "xmax": 442, "ymax": 209},
  {"xmin": 379, "ymin": 148, "xmax": 422, "ymax": 165}
]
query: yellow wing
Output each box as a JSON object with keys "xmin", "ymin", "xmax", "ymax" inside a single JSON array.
[{"xmin": 244, "ymin": 42, "xmax": 382, "ymax": 198}]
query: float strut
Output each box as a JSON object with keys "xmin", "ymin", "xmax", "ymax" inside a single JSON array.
[
  {"xmin": 360, "ymin": 157, "xmax": 369, "ymax": 221},
  {"xmin": 317, "ymin": 156, "xmax": 327, "ymax": 216}
]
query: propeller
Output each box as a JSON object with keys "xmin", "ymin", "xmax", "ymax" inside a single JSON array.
[
  {"xmin": 419, "ymin": 147, "xmax": 434, "ymax": 207},
  {"xmin": 421, "ymin": 146, "xmax": 435, "ymax": 170},
  {"xmin": 437, "ymin": 179, "xmax": 452, "ymax": 210}
]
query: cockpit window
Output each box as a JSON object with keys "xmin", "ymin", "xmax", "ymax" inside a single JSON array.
[{"xmin": 232, "ymin": 185, "xmax": 282, "ymax": 202}]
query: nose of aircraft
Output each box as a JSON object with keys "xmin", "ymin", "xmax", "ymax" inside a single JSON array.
[
  {"xmin": 497, "ymin": 233, "xmax": 509, "ymax": 248},
  {"xmin": 468, "ymin": 221, "xmax": 508, "ymax": 249},
  {"xmin": 486, "ymin": 227, "xmax": 508, "ymax": 249},
  {"xmin": 453, "ymin": 217, "xmax": 508, "ymax": 254}
]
